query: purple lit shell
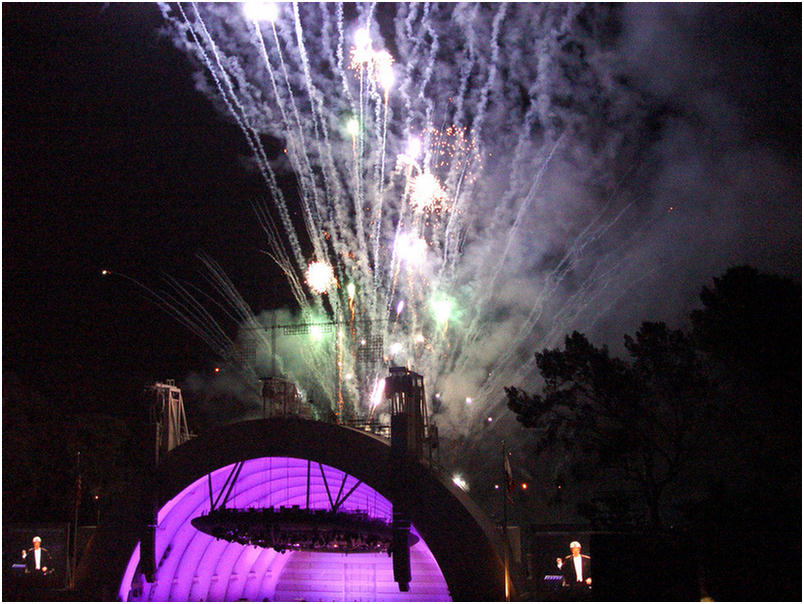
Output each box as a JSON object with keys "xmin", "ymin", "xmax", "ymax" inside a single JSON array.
[{"xmin": 119, "ymin": 457, "xmax": 451, "ymax": 601}]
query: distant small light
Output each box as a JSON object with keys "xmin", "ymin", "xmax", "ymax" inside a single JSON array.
[
  {"xmin": 487, "ymin": 416, "xmax": 493, "ymax": 423},
  {"xmin": 557, "ymin": 484, "xmax": 562, "ymax": 490},
  {"xmin": 94, "ymin": 495, "xmax": 99, "ymax": 500},
  {"xmin": 415, "ymin": 334, "xmax": 425, "ymax": 343},
  {"xmin": 521, "ymin": 482, "xmax": 528, "ymax": 490},
  {"xmin": 494, "ymin": 484, "xmax": 500, "ymax": 490},
  {"xmin": 214, "ymin": 367, "xmax": 221, "ymax": 373},
  {"xmin": 434, "ymin": 392, "xmax": 441, "ymax": 399},
  {"xmin": 465, "ymin": 397, "xmax": 473, "ymax": 405},
  {"xmin": 101, "ymin": 269, "xmax": 110, "ymax": 276},
  {"xmin": 347, "ymin": 117, "xmax": 360, "ymax": 137}
]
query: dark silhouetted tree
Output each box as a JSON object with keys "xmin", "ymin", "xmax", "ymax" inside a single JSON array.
[
  {"xmin": 687, "ymin": 266, "xmax": 801, "ymax": 531},
  {"xmin": 506, "ymin": 322, "xmax": 711, "ymax": 528},
  {"xmin": 691, "ymin": 265, "xmax": 800, "ymax": 409}
]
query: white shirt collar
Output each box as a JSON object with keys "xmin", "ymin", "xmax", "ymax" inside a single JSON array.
[{"xmin": 573, "ymin": 554, "xmax": 583, "ymax": 580}]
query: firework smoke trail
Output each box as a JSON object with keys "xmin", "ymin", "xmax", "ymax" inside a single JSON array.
[{"xmin": 158, "ymin": 3, "xmax": 670, "ymax": 440}]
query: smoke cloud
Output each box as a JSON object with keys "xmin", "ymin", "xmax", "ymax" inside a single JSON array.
[{"xmin": 157, "ymin": 3, "xmax": 799, "ymax": 461}]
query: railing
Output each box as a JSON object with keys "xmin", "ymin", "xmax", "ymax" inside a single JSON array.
[{"xmin": 341, "ymin": 418, "xmax": 391, "ymax": 439}]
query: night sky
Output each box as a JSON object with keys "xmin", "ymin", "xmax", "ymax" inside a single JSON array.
[
  {"xmin": 4, "ymin": 4, "xmax": 293, "ymax": 414},
  {"xmin": 3, "ymin": 3, "xmax": 801, "ymax": 420},
  {"xmin": 2, "ymin": 8, "xmax": 800, "ymax": 601}
]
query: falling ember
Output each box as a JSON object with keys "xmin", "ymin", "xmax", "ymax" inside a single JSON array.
[
  {"xmin": 452, "ymin": 474, "xmax": 469, "ymax": 492},
  {"xmin": 370, "ymin": 378, "xmax": 386, "ymax": 409},
  {"xmin": 306, "ymin": 261, "xmax": 335, "ymax": 294}
]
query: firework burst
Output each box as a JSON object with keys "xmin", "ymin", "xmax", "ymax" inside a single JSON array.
[{"xmin": 156, "ymin": 3, "xmax": 666, "ymax": 438}]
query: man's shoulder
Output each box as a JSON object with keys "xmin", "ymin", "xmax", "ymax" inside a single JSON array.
[{"xmin": 581, "ymin": 554, "xmax": 591, "ymax": 560}]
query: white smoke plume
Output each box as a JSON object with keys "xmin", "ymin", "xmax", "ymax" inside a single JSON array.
[{"xmin": 154, "ymin": 3, "xmax": 799, "ymax": 456}]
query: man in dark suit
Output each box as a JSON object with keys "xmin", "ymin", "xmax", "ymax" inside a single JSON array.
[
  {"xmin": 22, "ymin": 536, "xmax": 53, "ymax": 577},
  {"xmin": 556, "ymin": 540, "xmax": 591, "ymax": 597}
]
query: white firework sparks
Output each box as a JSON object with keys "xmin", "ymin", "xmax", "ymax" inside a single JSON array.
[
  {"xmin": 155, "ymin": 3, "xmax": 673, "ymax": 439},
  {"xmin": 306, "ymin": 261, "xmax": 335, "ymax": 294}
]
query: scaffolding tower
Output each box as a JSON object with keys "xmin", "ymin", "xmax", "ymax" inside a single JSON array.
[
  {"xmin": 147, "ymin": 380, "xmax": 191, "ymax": 466},
  {"xmin": 385, "ymin": 367, "xmax": 430, "ymax": 459}
]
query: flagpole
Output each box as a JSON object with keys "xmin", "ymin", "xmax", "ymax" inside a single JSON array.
[
  {"xmin": 71, "ymin": 450, "xmax": 80, "ymax": 590},
  {"xmin": 502, "ymin": 440, "xmax": 510, "ymax": 601}
]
